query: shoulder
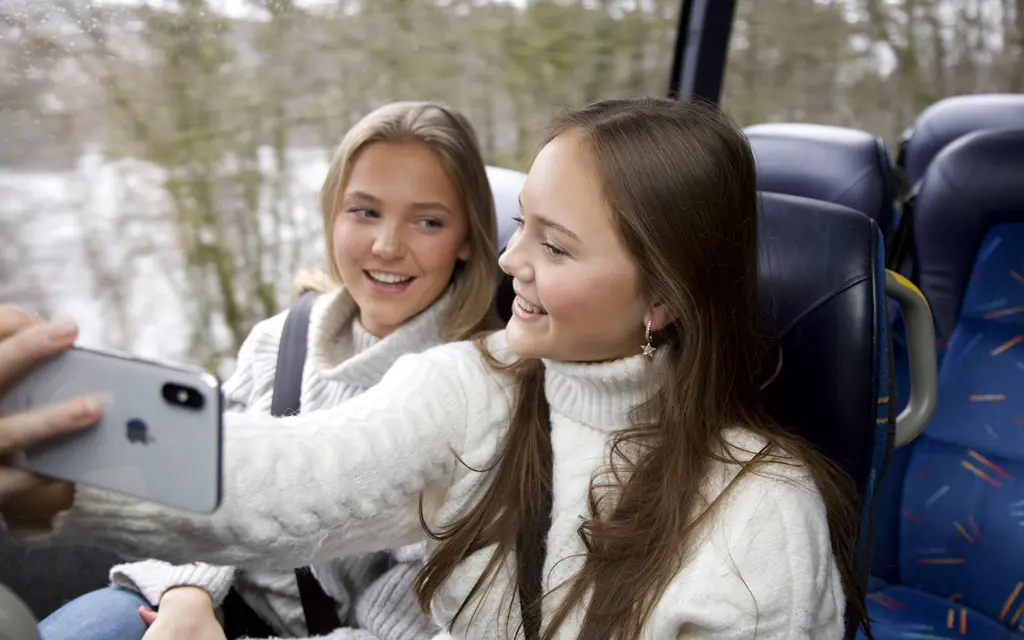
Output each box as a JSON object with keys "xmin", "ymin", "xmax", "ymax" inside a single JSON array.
[
  {"xmin": 706, "ymin": 428, "xmax": 830, "ymax": 550},
  {"xmin": 653, "ymin": 427, "xmax": 844, "ymax": 637},
  {"xmin": 235, "ymin": 310, "xmax": 287, "ymax": 373},
  {"xmin": 396, "ymin": 330, "xmax": 518, "ymax": 392},
  {"xmin": 237, "ymin": 291, "xmax": 338, "ymax": 368}
]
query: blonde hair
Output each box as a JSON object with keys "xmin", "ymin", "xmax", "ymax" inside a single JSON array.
[{"xmin": 295, "ymin": 101, "xmax": 500, "ymax": 340}]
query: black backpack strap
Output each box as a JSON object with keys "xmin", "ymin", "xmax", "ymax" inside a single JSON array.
[
  {"xmin": 270, "ymin": 290, "xmax": 343, "ymax": 634},
  {"xmin": 270, "ymin": 290, "xmax": 318, "ymax": 419},
  {"xmin": 221, "ymin": 588, "xmax": 277, "ymax": 639}
]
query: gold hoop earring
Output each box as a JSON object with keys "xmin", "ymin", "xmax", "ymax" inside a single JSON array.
[{"xmin": 642, "ymin": 320, "xmax": 656, "ymax": 358}]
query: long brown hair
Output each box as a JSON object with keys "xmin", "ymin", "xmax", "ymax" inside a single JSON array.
[{"xmin": 415, "ymin": 98, "xmax": 868, "ymax": 638}]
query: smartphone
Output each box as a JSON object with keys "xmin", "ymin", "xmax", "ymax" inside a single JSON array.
[{"xmin": 0, "ymin": 345, "xmax": 222, "ymax": 513}]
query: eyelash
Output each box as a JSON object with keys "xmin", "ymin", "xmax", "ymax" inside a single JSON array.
[
  {"xmin": 512, "ymin": 216, "xmax": 569, "ymax": 257},
  {"xmin": 349, "ymin": 209, "xmax": 444, "ymax": 229}
]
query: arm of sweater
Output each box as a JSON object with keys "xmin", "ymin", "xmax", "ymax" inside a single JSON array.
[
  {"xmin": 105, "ymin": 317, "xmax": 282, "ymax": 606},
  {"xmin": 41, "ymin": 346, "xmax": 470, "ymax": 573},
  {"xmin": 238, "ymin": 629, "xmax": 382, "ymax": 640},
  {"xmin": 109, "ymin": 559, "xmax": 237, "ymax": 607},
  {"xmin": 654, "ymin": 469, "xmax": 845, "ymax": 639}
]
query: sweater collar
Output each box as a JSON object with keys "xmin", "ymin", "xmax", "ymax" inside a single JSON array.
[
  {"xmin": 542, "ymin": 352, "xmax": 656, "ymax": 433},
  {"xmin": 484, "ymin": 331, "xmax": 657, "ymax": 433},
  {"xmin": 308, "ymin": 286, "xmax": 453, "ymax": 390}
]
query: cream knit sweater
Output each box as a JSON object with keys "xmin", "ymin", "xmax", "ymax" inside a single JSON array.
[
  {"xmin": 32, "ymin": 331, "xmax": 845, "ymax": 639},
  {"xmin": 109, "ymin": 286, "xmax": 447, "ymax": 639}
]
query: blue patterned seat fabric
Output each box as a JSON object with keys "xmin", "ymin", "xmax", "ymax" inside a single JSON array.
[{"xmin": 862, "ymin": 129, "xmax": 1024, "ymax": 639}]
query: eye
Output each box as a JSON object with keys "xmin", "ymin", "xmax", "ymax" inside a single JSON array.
[
  {"xmin": 416, "ymin": 218, "xmax": 444, "ymax": 229},
  {"xmin": 348, "ymin": 208, "xmax": 379, "ymax": 219},
  {"xmin": 542, "ymin": 242, "xmax": 569, "ymax": 258},
  {"xmin": 512, "ymin": 216, "xmax": 525, "ymax": 227}
]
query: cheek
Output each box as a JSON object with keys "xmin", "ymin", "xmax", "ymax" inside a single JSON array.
[
  {"xmin": 410, "ymin": 231, "xmax": 468, "ymax": 276},
  {"xmin": 542, "ymin": 267, "xmax": 641, "ymax": 332},
  {"xmin": 332, "ymin": 220, "xmax": 369, "ymax": 268},
  {"xmin": 539, "ymin": 277, "xmax": 592, "ymax": 323}
]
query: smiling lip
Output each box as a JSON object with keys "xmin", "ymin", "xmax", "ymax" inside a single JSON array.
[
  {"xmin": 512, "ymin": 295, "xmax": 547, "ymax": 322},
  {"xmin": 364, "ymin": 270, "xmax": 415, "ymax": 293}
]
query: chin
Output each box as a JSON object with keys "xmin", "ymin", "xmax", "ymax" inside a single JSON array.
[{"xmin": 504, "ymin": 323, "xmax": 545, "ymax": 359}]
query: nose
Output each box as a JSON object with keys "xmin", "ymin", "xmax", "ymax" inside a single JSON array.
[
  {"xmin": 372, "ymin": 223, "xmax": 406, "ymax": 261},
  {"xmin": 498, "ymin": 233, "xmax": 533, "ymax": 282}
]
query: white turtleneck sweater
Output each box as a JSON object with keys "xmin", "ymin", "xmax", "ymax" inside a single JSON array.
[
  {"xmin": 35, "ymin": 331, "xmax": 845, "ymax": 639},
  {"xmin": 108, "ymin": 286, "xmax": 447, "ymax": 639}
]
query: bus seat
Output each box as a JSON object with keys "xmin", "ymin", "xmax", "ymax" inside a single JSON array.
[
  {"xmin": 486, "ymin": 165, "xmax": 527, "ymax": 321},
  {"xmin": 900, "ymin": 94, "xmax": 1024, "ymax": 185},
  {"xmin": 878, "ymin": 100, "xmax": 1024, "ymax": 584},
  {"xmin": 758, "ymin": 194, "xmax": 940, "ymax": 638},
  {"xmin": 742, "ymin": 124, "xmax": 911, "ymax": 592},
  {"xmin": 864, "ymin": 129, "xmax": 1024, "ymax": 639},
  {"xmin": 890, "ymin": 95, "xmax": 1023, "ymax": 419},
  {"xmin": 745, "ymin": 123, "xmax": 896, "ymax": 234},
  {"xmin": 486, "ymin": 165, "xmax": 527, "ymax": 227},
  {"xmin": 0, "ymin": 535, "xmax": 123, "ymax": 621},
  {"xmin": 755, "ymin": 192, "xmax": 891, "ymax": 530}
]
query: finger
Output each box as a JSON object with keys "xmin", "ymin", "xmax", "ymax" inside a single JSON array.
[
  {"xmin": 0, "ymin": 397, "xmax": 101, "ymax": 454},
  {"xmin": 0, "ymin": 466, "xmax": 47, "ymax": 504},
  {"xmin": 0, "ymin": 307, "xmax": 40, "ymax": 340},
  {"xmin": 0, "ymin": 319, "xmax": 79, "ymax": 392},
  {"xmin": 139, "ymin": 606, "xmax": 158, "ymax": 626}
]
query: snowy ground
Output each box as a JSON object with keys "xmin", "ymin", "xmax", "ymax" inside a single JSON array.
[{"xmin": 0, "ymin": 146, "xmax": 330, "ymax": 372}]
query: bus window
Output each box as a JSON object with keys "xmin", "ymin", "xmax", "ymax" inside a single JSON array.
[
  {"xmin": 0, "ymin": 0, "xmax": 683, "ymax": 371},
  {"xmin": 721, "ymin": 0, "xmax": 1024, "ymax": 144}
]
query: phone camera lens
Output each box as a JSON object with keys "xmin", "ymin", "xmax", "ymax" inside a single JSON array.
[{"xmin": 162, "ymin": 383, "xmax": 204, "ymax": 410}]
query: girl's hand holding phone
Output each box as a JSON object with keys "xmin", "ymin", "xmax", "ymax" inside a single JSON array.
[{"xmin": 0, "ymin": 306, "xmax": 98, "ymax": 524}]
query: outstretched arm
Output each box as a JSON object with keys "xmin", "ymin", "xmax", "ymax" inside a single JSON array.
[
  {"xmin": 13, "ymin": 348, "xmax": 470, "ymax": 573},
  {"xmin": 107, "ymin": 315, "xmax": 277, "ymax": 607}
]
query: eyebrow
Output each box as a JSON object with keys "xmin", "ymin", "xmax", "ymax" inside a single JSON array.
[
  {"xmin": 345, "ymin": 190, "xmax": 453, "ymax": 215},
  {"xmin": 518, "ymin": 195, "xmax": 581, "ymax": 242}
]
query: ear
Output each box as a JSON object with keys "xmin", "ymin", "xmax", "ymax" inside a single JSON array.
[
  {"xmin": 644, "ymin": 302, "xmax": 674, "ymax": 333},
  {"xmin": 457, "ymin": 240, "xmax": 472, "ymax": 262}
]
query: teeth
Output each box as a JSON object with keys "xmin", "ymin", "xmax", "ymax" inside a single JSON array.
[
  {"xmin": 367, "ymin": 271, "xmax": 413, "ymax": 284},
  {"xmin": 516, "ymin": 296, "xmax": 545, "ymax": 314}
]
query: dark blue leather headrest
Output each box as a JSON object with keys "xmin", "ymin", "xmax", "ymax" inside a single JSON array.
[
  {"xmin": 913, "ymin": 128, "xmax": 1024, "ymax": 339},
  {"xmin": 491, "ymin": 185, "xmax": 884, "ymax": 498},
  {"xmin": 745, "ymin": 123, "xmax": 895, "ymax": 231},
  {"xmin": 758, "ymin": 192, "xmax": 883, "ymax": 497},
  {"xmin": 903, "ymin": 94, "xmax": 1024, "ymax": 184}
]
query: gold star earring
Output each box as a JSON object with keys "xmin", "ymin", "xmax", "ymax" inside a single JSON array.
[{"xmin": 642, "ymin": 320, "xmax": 656, "ymax": 358}]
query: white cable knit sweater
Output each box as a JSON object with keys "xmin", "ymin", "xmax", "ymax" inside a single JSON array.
[
  {"xmin": 108, "ymin": 286, "xmax": 447, "ymax": 639},
  {"xmin": 36, "ymin": 331, "xmax": 845, "ymax": 639}
]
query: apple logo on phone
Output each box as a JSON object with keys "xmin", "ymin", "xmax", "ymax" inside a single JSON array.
[{"xmin": 126, "ymin": 419, "xmax": 151, "ymax": 444}]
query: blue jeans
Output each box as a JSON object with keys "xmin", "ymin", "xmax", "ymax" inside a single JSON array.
[{"xmin": 38, "ymin": 587, "xmax": 149, "ymax": 640}]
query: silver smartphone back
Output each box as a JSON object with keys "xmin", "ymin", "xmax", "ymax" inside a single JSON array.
[{"xmin": 0, "ymin": 346, "xmax": 222, "ymax": 513}]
